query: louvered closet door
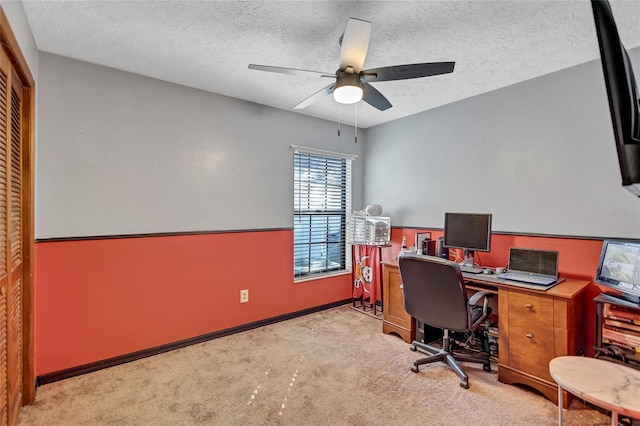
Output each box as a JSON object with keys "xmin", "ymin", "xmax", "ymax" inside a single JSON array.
[
  {"xmin": 5, "ymin": 55, "xmax": 21, "ymax": 426},
  {"xmin": 0, "ymin": 48, "xmax": 10, "ymax": 426},
  {"xmin": 0, "ymin": 8, "xmax": 34, "ymax": 422},
  {"xmin": 0, "ymin": 45, "xmax": 23, "ymax": 426}
]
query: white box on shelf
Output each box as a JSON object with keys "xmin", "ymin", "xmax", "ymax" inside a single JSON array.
[{"xmin": 351, "ymin": 216, "xmax": 391, "ymax": 246}]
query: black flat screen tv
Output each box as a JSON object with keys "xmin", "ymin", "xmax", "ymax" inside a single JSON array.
[
  {"xmin": 594, "ymin": 239, "xmax": 640, "ymax": 305},
  {"xmin": 591, "ymin": 0, "xmax": 640, "ymax": 196}
]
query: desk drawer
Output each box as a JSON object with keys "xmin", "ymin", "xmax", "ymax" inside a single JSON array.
[
  {"xmin": 507, "ymin": 324, "xmax": 554, "ymax": 381},
  {"xmin": 508, "ymin": 292, "xmax": 554, "ymax": 329}
]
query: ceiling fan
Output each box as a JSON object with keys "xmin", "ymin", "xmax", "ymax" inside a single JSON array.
[{"xmin": 248, "ymin": 18, "xmax": 455, "ymax": 111}]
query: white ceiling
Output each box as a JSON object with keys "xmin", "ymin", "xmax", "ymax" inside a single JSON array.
[{"xmin": 22, "ymin": 0, "xmax": 640, "ymax": 129}]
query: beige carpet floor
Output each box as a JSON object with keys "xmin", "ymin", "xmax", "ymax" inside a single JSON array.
[{"xmin": 19, "ymin": 305, "xmax": 610, "ymax": 425}]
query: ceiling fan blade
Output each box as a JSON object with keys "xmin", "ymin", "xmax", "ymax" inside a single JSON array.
[
  {"xmin": 293, "ymin": 84, "xmax": 336, "ymax": 110},
  {"xmin": 339, "ymin": 18, "xmax": 371, "ymax": 73},
  {"xmin": 361, "ymin": 62, "xmax": 455, "ymax": 82},
  {"xmin": 248, "ymin": 64, "xmax": 335, "ymax": 79},
  {"xmin": 362, "ymin": 82, "xmax": 392, "ymax": 111}
]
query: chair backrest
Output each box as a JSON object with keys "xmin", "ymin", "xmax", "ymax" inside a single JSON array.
[{"xmin": 398, "ymin": 254, "xmax": 471, "ymax": 332}]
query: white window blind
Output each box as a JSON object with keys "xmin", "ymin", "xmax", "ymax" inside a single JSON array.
[{"xmin": 293, "ymin": 147, "xmax": 353, "ymax": 279}]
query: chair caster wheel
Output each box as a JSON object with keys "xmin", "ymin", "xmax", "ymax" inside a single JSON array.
[
  {"xmin": 460, "ymin": 381, "xmax": 470, "ymax": 389},
  {"xmin": 411, "ymin": 365, "xmax": 419, "ymax": 373},
  {"xmin": 409, "ymin": 345, "xmax": 417, "ymax": 352},
  {"xmin": 483, "ymin": 363, "xmax": 491, "ymax": 372}
]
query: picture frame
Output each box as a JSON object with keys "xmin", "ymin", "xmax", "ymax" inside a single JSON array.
[{"xmin": 415, "ymin": 232, "xmax": 432, "ymax": 254}]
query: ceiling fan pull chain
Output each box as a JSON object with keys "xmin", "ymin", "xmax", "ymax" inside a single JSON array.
[
  {"xmin": 338, "ymin": 105, "xmax": 341, "ymax": 137},
  {"xmin": 354, "ymin": 103, "xmax": 358, "ymax": 143}
]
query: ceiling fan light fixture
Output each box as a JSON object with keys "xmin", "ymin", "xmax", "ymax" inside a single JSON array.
[
  {"xmin": 334, "ymin": 85, "xmax": 363, "ymax": 104},
  {"xmin": 333, "ymin": 73, "xmax": 363, "ymax": 104}
]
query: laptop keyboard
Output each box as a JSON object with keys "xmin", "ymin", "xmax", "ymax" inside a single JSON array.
[{"xmin": 497, "ymin": 272, "xmax": 556, "ymax": 286}]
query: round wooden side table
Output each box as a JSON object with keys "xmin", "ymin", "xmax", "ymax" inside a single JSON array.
[{"xmin": 549, "ymin": 356, "xmax": 640, "ymax": 425}]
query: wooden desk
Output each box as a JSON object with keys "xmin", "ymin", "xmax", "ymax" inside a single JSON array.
[
  {"xmin": 550, "ymin": 356, "xmax": 640, "ymax": 425},
  {"xmin": 382, "ymin": 262, "xmax": 415, "ymax": 343},
  {"xmin": 381, "ymin": 260, "xmax": 590, "ymax": 407}
]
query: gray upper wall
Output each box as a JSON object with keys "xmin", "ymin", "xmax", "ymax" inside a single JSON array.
[
  {"xmin": 363, "ymin": 47, "xmax": 640, "ymax": 239},
  {"xmin": 18, "ymin": 17, "xmax": 640, "ymax": 240},
  {"xmin": 36, "ymin": 52, "xmax": 364, "ymax": 239}
]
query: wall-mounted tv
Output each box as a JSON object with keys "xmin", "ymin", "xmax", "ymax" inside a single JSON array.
[
  {"xmin": 591, "ymin": 0, "xmax": 640, "ymax": 197},
  {"xmin": 594, "ymin": 239, "xmax": 640, "ymax": 305}
]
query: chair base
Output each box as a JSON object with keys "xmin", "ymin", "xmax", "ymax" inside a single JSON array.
[{"xmin": 409, "ymin": 340, "xmax": 491, "ymax": 389}]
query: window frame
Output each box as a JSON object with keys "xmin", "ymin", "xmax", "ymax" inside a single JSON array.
[{"xmin": 293, "ymin": 147, "xmax": 353, "ymax": 282}]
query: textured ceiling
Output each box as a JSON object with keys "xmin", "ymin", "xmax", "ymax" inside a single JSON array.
[{"xmin": 22, "ymin": 0, "xmax": 640, "ymax": 129}]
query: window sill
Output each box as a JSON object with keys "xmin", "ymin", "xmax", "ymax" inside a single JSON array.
[{"xmin": 294, "ymin": 270, "xmax": 352, "ymax": 284}]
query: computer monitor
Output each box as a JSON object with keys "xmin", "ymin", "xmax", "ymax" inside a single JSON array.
[
  {"xmin": 594, "ymin": 239, "xmax": 640, "ymax": 305},
  {"xmin": 443, "ymin": 212, "xmax": 492, "ymax": 267}
]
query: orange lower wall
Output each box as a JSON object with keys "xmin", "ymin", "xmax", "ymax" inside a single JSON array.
[
  {"xmin": 386, "ymin": 228, "xmax": 607, "ymax": 356},
  {"xmin": 34, "ymin": 230, "xmax": 352, "ymax": 376},
  {"xmin": 34, "ymin": 227, "xmax": 611, "ymax": 376}
]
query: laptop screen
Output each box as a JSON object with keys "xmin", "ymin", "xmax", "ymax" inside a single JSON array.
[{"xmin": 508, "ymin": 248, "xmax": 559, "ymax": 277}]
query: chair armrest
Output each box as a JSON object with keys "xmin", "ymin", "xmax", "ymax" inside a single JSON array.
[
  {"xmin": 467, "ymin": 291, "xmax": 492, "ymax": 330},
  {"xmin": 468, "ymin": 291, "xmax": 490, "ymax": 306}
]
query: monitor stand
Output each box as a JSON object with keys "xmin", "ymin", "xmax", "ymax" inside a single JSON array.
[
  {"xmin": 459, "ymin": 250, "xmax": 483, "ymax": 274},
  {"xmin": 463, "ymin": 250, "xmax": 475, "ymax": 268}
]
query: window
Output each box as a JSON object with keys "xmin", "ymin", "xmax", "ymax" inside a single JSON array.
[{"xmin": 293, "ymin": 149, "xmax": 352, "ymax": 279}]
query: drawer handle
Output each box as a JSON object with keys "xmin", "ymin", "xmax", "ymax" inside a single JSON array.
[
  {"xmin": 525, "ymin": 333, "xmax": 534, "ymax": 339},
  {"xmin": 524, "ymin": 303, "xmax": 533, "ymax": 309}
]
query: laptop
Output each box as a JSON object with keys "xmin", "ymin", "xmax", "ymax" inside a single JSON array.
[{"xmin": 497, "ymin": 248, "xmax": 559, "ymax": 286}]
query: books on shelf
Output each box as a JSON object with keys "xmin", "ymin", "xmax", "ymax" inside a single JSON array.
[
  {"xmin": 602, "ymin": 302, "xmax": 640, "ymax": 353},
  {"xmin": 604, "ymin": 318, "xmax": 640, "ymax": 334},
  {"xmin": 603, "ymin": 326, "xmax": 640, "ymax": 346},
  {"xmin": 602, "ymin": 337, "xmax": 640, "ymax": 353},
  {"xmin": 603, "ymin": 303, "xmax": 640, "ymax": 324}
]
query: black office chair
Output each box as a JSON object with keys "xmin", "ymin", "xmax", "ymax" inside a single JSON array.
[{"xmin": 398, "ymin": 254, "xmax": 492, "ymax": 389}]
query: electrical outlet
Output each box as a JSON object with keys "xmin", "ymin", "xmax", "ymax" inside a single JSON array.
[{"xmin": 240, "ymin": 289, "xmax": 249, "ymax": 303}]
